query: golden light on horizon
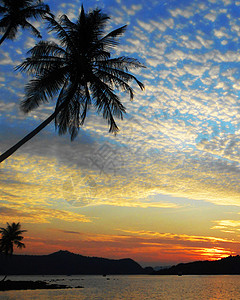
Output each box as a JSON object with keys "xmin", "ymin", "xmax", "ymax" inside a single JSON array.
[{"xmin": 197, "ymin": 247, "xmax": 234, "ymax": 261}]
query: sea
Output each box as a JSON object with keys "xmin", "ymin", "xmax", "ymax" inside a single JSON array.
[{"xmin": 0, "ymin": 274, "xmax": 240, "ymax": 299}]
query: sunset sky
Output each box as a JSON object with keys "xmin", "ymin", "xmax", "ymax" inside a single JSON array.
[{"xmin": 1, "ymin": 0, "xmax": 240, "ymax": 267}]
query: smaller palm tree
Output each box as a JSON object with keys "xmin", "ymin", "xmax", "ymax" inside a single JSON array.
[
  {"xmin": 0, "ymin": 222, "xmax": 27, "ymax": 281},
  {"xmin": 0, "ymin": 0, "xmax": 52, "ymax": 46}
]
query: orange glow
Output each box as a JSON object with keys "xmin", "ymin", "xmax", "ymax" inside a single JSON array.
[
  {"xmin": 196, "ymin": 247, "xmax": 234, "ymax": 261},
  {"xmin": 11, "ymin": 230, "xmax": 238, "ymax": 266}
]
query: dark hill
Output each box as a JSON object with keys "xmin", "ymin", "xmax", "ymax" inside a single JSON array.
[
  {"xmin": 0, "ymin": 250, "xmax": 145, "ymax": 275},
  {"xmin": 153, "ymin": 255, "xmax": 240, "ymax": 275}
]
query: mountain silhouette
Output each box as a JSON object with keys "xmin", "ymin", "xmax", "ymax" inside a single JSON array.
[
  {"xmin": 0, "ymin": 250, "xmax": 149, "ymax": 275},
  {"xmin": 153, "ymin": 255, "xmax": 240, "ymax": 275}
]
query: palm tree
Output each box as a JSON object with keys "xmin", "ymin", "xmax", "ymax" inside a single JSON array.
[
  {"xmin": 0, "ymin": 0, "xmax": 52, "ymax": 46},
  {"xmin": 0, "ymin": 6, "xmax": 145, "ymax": 163},
  {"xmin": 0, "ymin": 222, "xmax": 27, "ymax": 281}
]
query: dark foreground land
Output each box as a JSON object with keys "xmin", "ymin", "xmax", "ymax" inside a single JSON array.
[
  {"xmin": 0, "ymin": 250, "xmax": 150, "ymax": 275},
  {"xmin": 0, "ymin": 280, "xmax": 81, "ymax": 291}
]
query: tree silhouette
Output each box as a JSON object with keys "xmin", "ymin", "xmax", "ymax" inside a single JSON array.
[
  {"xmin": 0, "ymin": 222, "xmax": 27, "ymax": 281},
  {"xmin": 0, "ymin": 0, "xmax": 52, "ymax": 46},
  {"xmin": 0, "ymin": 6, "xmax": 145, "ymax": 163}
]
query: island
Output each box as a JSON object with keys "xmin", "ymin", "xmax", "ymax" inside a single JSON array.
[
  {"xmin": 0, "ymin": 280, "xmax": 74, "ymax": 291},
  {"xmin": 0, "ymin": 250, "xmax": 152, "ymax": 276},
  {"xmin": 153, "ymin": 255, "xmax": 240, "ymax": 275}
]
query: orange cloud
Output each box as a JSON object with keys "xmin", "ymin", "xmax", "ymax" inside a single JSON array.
[
  {"xmin": 118, "ymin": 229, "xmax": 236, "ymax": 244},
  {"xmin": 0, "ymin": 203, "xmax": 91, "ymax": 223},
  {"xmin": 13, "ymin": 229, "xmax": 238, "ymax": 265}
]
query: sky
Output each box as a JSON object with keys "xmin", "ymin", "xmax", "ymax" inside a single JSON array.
[{"xmin": 1, "ymin": 0, "xmax": 240, "ymax": 267}]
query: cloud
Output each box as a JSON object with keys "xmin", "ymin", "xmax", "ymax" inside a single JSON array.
[
  {"xmin": 149, "ymin": 19, "xmax": 174, "ymax": 33},
  {"xmin": 204, "ymin": 13, "xmax": 217, "ymax": 22},
  {"xmin": 196, "ymin": 35, "xmax": 214, "ymax": 48},
  {"xmin": 16, "ymin": 228, "xmax": 236, "ymax": 263},
  {"xmin": 212, "ymin": 219, "xmax": 240, "ymax": 234},
  {"xmin": 214, "ymin": 28, "xmax": 231, "ymax": 39},
  {"xmin": 169, "ymin": 8, "xmax": 194, "ymax": 19},
  {"xmin": 184, "ymin": 64, "xmax": 208, "ymax": 76},
  {"xmin": 0, "ymin": 123, "xmax": 185, "ymax": 210},
  {"xmin": 0, "ymin": 203, "xmax": 91, "ymax": 224},
  {"xmin": 119, "ymin": 229, "xmax": 235, "ymax": 244},
  {"xmin": 0, "ymin": 51, "xmax": 15, "ymax": 65},
  {"xmin": 196, "ymin": 134, "xmax": 240, "ymax": 164},
  {"xmin": 2, "ymin": 127, "xmax": 240, "ymax": 211},
  {"xmin": 137, "ymin": 20, "xmax": 155, "ymax": 33},
  {"xmin": 124, "ymin": 4, "xmax": 142, "ymax": 16},
  {"xmin": 115, "ymin": 229, "xmax": 237, "ymax": 261}
]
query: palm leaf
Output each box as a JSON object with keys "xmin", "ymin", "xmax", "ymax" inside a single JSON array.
[
  {"xmin": 22, "ymin": 20, "xmax": 41, "ymax": 38},
  {"xmin": 21, "ymin": 67, "xmax": 68, "ymax": 113},
  {"xmin": 97, "ymin": 56, "xmax": 146, "ymax": 71},
  {"xmin": 90, "ymin": 76, "xmax": 126, "ymax": 133},
  {"xmin": 0, "ymin": 5, "xmax": 7, "ymax": 14},
  {"xmin": 26, "ymin": 41, "xmax": 67, "ymax": 57},
  {"xmin": 22, "ymin": 4, "xmax": 52, "ymax": 19},
  {"xmin": 45, "ymin": 15, "xmax": 74, "ymax": 49},
  {"xmin": 98, "ymin": 25, "xmax": 127, "ymax": 48}
]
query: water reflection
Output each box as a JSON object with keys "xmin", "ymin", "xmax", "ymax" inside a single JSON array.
[{"xmin": 0, "ymin": 275, "xmax": 240, "ymax": 299}]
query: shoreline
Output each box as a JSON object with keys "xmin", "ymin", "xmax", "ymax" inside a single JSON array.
[{"xmin": 0, "ymin": 280, "xmax": 83, "ymax": 291}]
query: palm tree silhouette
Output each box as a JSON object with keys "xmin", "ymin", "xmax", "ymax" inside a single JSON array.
[
  {"xmin": 0, "ymin": 222, "xmax": 27, "ymax": 281},
  {"xmin": 0, "ymin": 6, "xmax": 145, "ymax": 163},
  {"xmin": 0, "ymin": 0, "xmax": 52, "ymax": 46}
]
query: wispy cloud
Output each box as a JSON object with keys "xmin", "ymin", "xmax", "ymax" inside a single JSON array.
[
  {"xmin": 212, "ymin": 219, "xmax": 240, "ymax": 234},
  {"xmin": 0, "ymin": 203, "xmax": 91, "ymax": 224}
]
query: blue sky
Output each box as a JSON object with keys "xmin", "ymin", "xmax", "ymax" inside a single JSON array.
[{"xmin": 0, "ymin": 0, "xmax": 240, "ymax": 265}]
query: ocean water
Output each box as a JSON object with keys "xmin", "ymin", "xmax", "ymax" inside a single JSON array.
[{"xmin": 0, "ymin": 275, "xmax": 240, "ymax": 299}]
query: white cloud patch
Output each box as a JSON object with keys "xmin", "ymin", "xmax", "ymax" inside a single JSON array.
[
  {"xmin": 0, "ymin": 51, "xmax": 14, "ymax": 65},
  {"xmin": 169, "ymin": 8, "xmax": 195, "ymax": 18},
  {"xmin": 214, "ymin": 28, "xmax": 231, "ymax": 39},
  {"xmin": 137, "ymin": 20, "xmax": 155, "ymax": 33},
  {"xmin": 204, "ymin": 13, "xmax": 217, "ymax": 22}
]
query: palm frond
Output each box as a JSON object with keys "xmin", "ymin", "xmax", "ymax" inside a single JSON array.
[
  {"xmin": 98, "ymin": 25, "xmax": 127, "ymax": 49},
  {"xmin": 16, "ymin": 56, "xmax": 66, "ymax": 76},
  {"xmin": 96, "ymin": 69, "xmax": 135, "ymax": 99},
  {"xmin": 26, "ymin": 41, "xmax": 67, "ymax": 57},
  {"xmin": 21, "ymin": 68, "xmax": 67, "ymax": 113},
  {"xmin": 90, "ymin": 77, "xmax": 126, "ymax": 133},
  {"xmin": 95, "ymin": 64, "xmax": 145, "ymax": 91},
  {"xmin": 0, "ymin": 17, "xmax": 17, "ymax": 38},
  {"xmin": 0, "ymin": 15, "xmax": 9, "ymax": 29},
  {"xmin": 0, "ymin": 6, "xmax": 7, "ymax": 14},
  {"xmin": 79, "ymin": 83, "xmax": 91, "ymax": 126},
  {"xmin": 45, "ymin": 15, "xmax": 74, "ymax": 48},
  {"xmin": 60, "ymin": 14, "xmax": 77, "ymax": 31},
  {"xmin": 97, "ymin": 56, "xmax": 146, "ymax": 71},
  {"xmin": 55, "ymin": 81, "xmax": 80, "ymax": 139},
  {"xmin": 68, "ymin": 96, "xmax": 81, "ymax": 140},
  {"xmin": 22, "ymin": 20, "xmax": 41, "ymax": 38},
  {"xmin": 85, "ymin": 7, "xmax": 109, "ymax": 38},
  {"xmin": 15, "ymin": 241, "xmax": 26, "ymax": 249},
  {"xmin": 21, "ymin": 3, "xmax": 52, "ymax": 20}
]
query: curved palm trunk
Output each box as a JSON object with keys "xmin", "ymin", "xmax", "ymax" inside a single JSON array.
[
  {"xmin": 0, "ymin": 102, "xmax": 67, "ymax": 163},
  {"xmin": 0, "ymin": 26, "xmax": 12, "ymax": 46},
  {"xmin": 1, "ymin": 254, "xmax": 10, "ymax": 282},
  {"xmin": 1, "ymin": 275, "xmax": 7, "ymax": 282}
]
